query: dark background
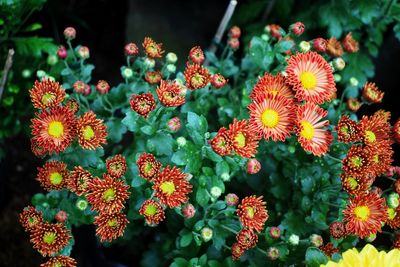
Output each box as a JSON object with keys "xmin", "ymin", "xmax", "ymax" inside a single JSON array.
[{"xmin": 1, "ymin": 0, "xmax": 399, "ymax": 266}]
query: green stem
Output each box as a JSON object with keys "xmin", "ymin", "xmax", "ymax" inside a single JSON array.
[
  {"xmin": 385, "ymin": 176, "xmax": 397, "ymax": 182},
  {"xmin": 325, "ymin": 154, "xmax": 343, "ymax": 163},
  {"xmin": 126, "ymin": 56, "xmax": 131, "ymax": 68},
  {"xmin": 67, "ymin": 39, "xmax": 78, "ymax": 62},
  {"xmin": 256, "ymin": 247, "xmax": 268, "ymax": 256},
  {"xmin": 220, "ymin": 224, "xmax": 238, "ymax": 234}
]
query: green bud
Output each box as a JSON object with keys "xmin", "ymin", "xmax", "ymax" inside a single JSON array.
[
  {"xmin": 144, "ymin": 58, "xmax": 155, "ymax": 69},
  {"xmin": 177, "ymin": 137, "xmax": 187, "ymax": 147},
  {"xmin": 36, "ymin": 70, "xmax": 46, "ymax": 79},
  {"xmin": 388, "ymin": 193, "xmax": 400, "ymax": 209},
  {"xmin": 333, "ymin": 57, "xmax": 345, "ymax": 71},
  {"xmin": 166, "ymin": 64, "xmax": 176, "ymax": 73},
  {"xmin": 334, "ymin": 74, "xmax": 342, "ymax": 82},
  {"xmin": 288, "ymin": 234, "xmax": 299, "ymax": 245},
  {"xmin": 221, "ymin": 172, "xmax": 230, "ymax": 181},
  {"xmin": 201, "ymin": 227, "xmax": 213, "ymax": 242},
  {"xmin": 76, "ymin": 199, "xmax": 88, "ymax": 210},
  {"xmin": 166, "ymin": 52, "xmax": 178, "ymax": 63},
  {"xmin": 47, "ymin": 54, "xmax": 58, "ymax": 65},
  {"xmin": 261, "ymin": 34, "xmax": 270, "ymax": 41},
  {"xmin": 210, "ymin": 186, "xmax": 222, "ymax": 198},
  {"xmin": 122, "ymin": 67, "xmax": 134, "ymax": 79},
  {"xmin": 299, "ymin": 41, "xmax": 311, "ymax": 52},
  {"xmin": 22, "ymin": 69, "xmax": 32, "ymax": 78},
  {"xmin": 349, "ymin": 77, "xmax": 359, "ymax": 87}
]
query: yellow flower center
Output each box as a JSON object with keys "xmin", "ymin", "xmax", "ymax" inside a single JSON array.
[
  {"xmin": 144, "ymin": 204, "xmax": 158, "ymax": 216},
  {"xmin": 48, "ymin": 121, "xmax": 64, "ymax": 138},
  {"xmin": 160, "ymin": 181, "xmax": 175, "ymax": 195},
  {"xmin": 350, "ymin": 156, "xmax": 363, "ymax": 168},
  {"xmin": 43, "ymin": 231, "xmax": 57, "ymax": 244},
  {"xmin": 388, "ymin": 208, "xmax": 396, "ymax": 220},
  {"xmin": 107, "ymin": 219, "xmax": 118, "ymax": 228},
  {"xmin": 83, "ymin": 125, "xmax": 95, "ymax": 140},
  {"xmin": 144, "ymin": 162, "xmax": 154, "ymax": 175},
  {"xmin": 354, "ymin": 205, "xmax": 370, "ymax": 221},
  {"xmin": 373, "ymin": 154, "xmax": 379, "ymax": 163},
  {"xmin": 348, "ymin": 177, "xmax": 358, "ymax": 190},
  {"xmin": 41, "ymin": 92, "xmax": 56, "ymax": 105},
  {"xmin": 270, "ymin": 89, "xmax": 279, "ymax": 97},
  {"xmin": 365, "ymin": 130, "xmax": 376, "ymax": 143},
  {"xmin": 49, "ymin": 172, "xmax": 63, "ymax": 185},
  {"xmin": 261, "ymin": 109, "xmax": 279, "ymax": 128},
  {"xmin": 53, "ymin": 262, "xmax": 62, "ymax": 267},
  {"xmin": 340, "ymin": 126, "xmax": 349, "ymax": 134},
  {"xmin": 246, "ymin": 207, "xmax": 255, "ymax": 219},
  {"xmin": 300, "ymin": 71, "xmax": 317, "ymax": 89},
  {"xmin": 191, "ymin": 73, "xmax": 204, "ymax": 86},
  {"xmin": 300, "ymin": 121, "xmax": 314, "ymax": 140},
  {"xmin": 28, "ymin": 216, "xmax": 38, "ymax": 226},
  {"xmin": 234, "ymin": 133, "xmax": 246, "ymax": 148},
  {"xmin": 102, "ymin": 188, "xmax": 116, "ymax": 202}
]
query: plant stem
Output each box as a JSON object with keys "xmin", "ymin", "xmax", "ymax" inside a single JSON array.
[
  {"xmin": 67, "ymin": 39, "xmax": 78, "ymax": 62},
  {"xmin": 325, "ymin": 154, "xmax": 343, "ymax": 163},
  {"xmin": 220, "ymin": 224, "xmax": 238, "ymax": 234},
  {"xmin": 256, "ymin": 247, "xmax": 268, "ymax": 256}
]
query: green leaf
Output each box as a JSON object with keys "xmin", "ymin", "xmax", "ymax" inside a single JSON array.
[
  {"xmin": 106, "ymin": 119, "xmax": 127, "ymax": 143},
  {"xmin": 140, "ymin": 125, "xmax": 154, "ymax": 135},
  {"xmin": 204, "ymin": 146, "xmax": 223, "ymax": 162},
  {"xmin": 23, "ymin": 23, "xmax": 42, "ymax": 32},
  {"xmin": 180, "ymin": 232, "xmax": 193, "ymax": 247},
  {"xmin": 13, "ymin": 37, "xmax": 57, "ymax": 57},
  {"xmin": 131, "ymin": 175, "xmax": 146, "ymax": 187},
  {"xmin": 149, "ymin": 133, "xmax": 173, "ymax": 156},
  {"xmin": 208, "ymin": 260, "xmax": 222, "ymax": 267},
  {"xmin": 305, "ymin": 248, "xmax": 328, "ymax": 267},
  {"xmin": 122, "ymin": 111, "xmax": 140, "ymax": 133},
  {"xmin": 196, "ymin": 188, "xmax": 210, "ymax": 207},
  {"xmin": 170, "ymin": 258, "xmax": 188, "ymax": 267},
  {"xmin": 171, "ymin": 150, "xmax": 187, "ymax": 166},
  {"xmin": 187, "ymin": 112, "xmax": 208, "ymax": 133},
  {"xmin": 275, "ymin": 40, "xmax": 293, "ymax": 53},
  {"xmin": 216, "ymin": 161, "xmax": 229, "ymax": 176}
]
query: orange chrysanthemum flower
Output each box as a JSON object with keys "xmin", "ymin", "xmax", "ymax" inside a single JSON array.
[
  {"xmin": 394, "ymin": 118, "xmax": 400, "ymax": 144},
  {"xmin": 326, "ymin": 37, "xmax": 344, "ymax": 57},
  {"xmin": 228, "ymin": 119, "xmax": 259, "ymax": 158},
  {"xmin": 249, "ymin": 73, "xmax": 293, "ymax": 100},
  {"xmin": 36, "ymin": 161, "xmax": 68, "ymax": 191},
  {"xmin": 362, "ymin": 82, "xmax": 384, "ymax": 104},
  {"xmin": 139, "ymin": 199, "xmax": 166, "ymax": 225},
  {"xmin": 374, "ymin": 109, "xmax": 391, "ymax": 122},
  {"xmin": 130, "ymin": 92, "xmax": 156, "ymax": 118},
  {"xmin": 136, "ymin": 152, "xmax": 162, "ymax": 181},
  {"xmin": 65, "ymin": 98, "xmax": 79, "ymax": 114},
  {"xmin": 342, "ymin": 145, "xmax": 373, "ymax": 176},
  {"xmin": 142, "ymin": 37, "xmax": 164, "ymax": 58},
  {"xmin": 152, "ymin": 166, "xmax": 192, "ymax": 208},
  {"xmin": 106, "ymin": 154, "xmax": 127, "ymax": 178},
  {"xmin": 20, "ymin": 206, "xmax": 43, "ymax": 232},
  {"xmin": 335, "ymin": 115, "xmax": 360, "ymax": 143},
  {"xmin": 342, "ymin": 32, "xmax": 359, "ymax": 53},
  {"xmin": 30, "ymin": 222, "xmax": 71, "ymax": 257},
  {"xmin": 76, "ymin": 111, "xmax": 107, "ymax": 150},
  {"xmin": 231, "ymin": 242, "xmax": 245, "ymax": 260},
  {"xmin": 269, "ymin": 24, "xmax": 283, "ymax": 39},
  {"xmin": 343, "ymin": 192, "xmax": 388, "ymax": 238},
  {"xmin": 156, "ymin": 80, "xmax": 185, "ymax": 107},
  {"xmin": 94, "ymin": 212, "xmax": 129, "ymax": 243},
  {"xmin": 209, "ymin": 127, "xmax": 233, "ymax": 156},
  {"xmin": 30, "ymin": 79, "xmax": 65, "ymax": 110},
  {"xmin": 248, "ymin": 94, "xmax": 296, "ymax": 141},
  {"xmin": 364, "ymin": 141, "xmax": 393, "ymax": 177},
  {"xmin": 68, "ymin": 166, "xmax": 93, "ymax": 196},
  {"xmin": 188, "ymin": 46, "xmax": 205, "ymax": 64},
  {"xmin": 86, "ymin": 174, "xmax": 130, "ymax": 214},
  {"xmin": 295, "ymin": 103, "xmax": 333, "ymax": 156},
  {"xmin": 40, "ymin": 256, "xmax": 77, "ymax": 267},
  {"xmin": 340, "ymin": 171, "xmax": 373, "ymax": 196},
  {"xmin": 358, "ymin": 113, "xmax": 392, "ymax": 146},
  {"xmin": 183, "ymin": 63, "xmax": 211, "ymax": 90},
  {"xmin": 31, "ymin": 138, "xmax": 46, "ymax": 157},
  {"xmin": 145, "ymin": 71, "xmax": 162, "ymax": 84},
  {"xmin": 286, "ymin": 52, "xmax": 336, "ymax": 104},
  {"xmin": 320, "ymin": 243, "xmax": 340, "ymax": 257},
  {"xmin": 31, "ymin": 106, "xmax": 76, "ymax": 154},
  {"xmin": 237, "ymin": 195, "xmax": 268, "ymax": 233},
  {"xmin": 236, "ymin": 228, "xmax": 258, "ymax": 250},
  {"xmin": 347, "ymin": 98, "xmax": 361, "ymax": 112}
]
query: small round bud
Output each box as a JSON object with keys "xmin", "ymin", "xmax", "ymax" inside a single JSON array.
[
  {"xmin": 22, "ymin": 69, "xmax": 32, "ymax": 78},
  {"xmin": 365, "ymin": 233, "xmax": 376, "ymax": 242},
  {"xmin": 347, "ymin": 98, "xmax": 361, "ymax": 112},
  {"xmin": 299, "ymin": 41, "xmax": 311, "ymax": 52},
  {"xmin": 77, "ymin": 46, "xmax": 90, "ymax": 59},
  {"xmin": 261, "ymin": 34, "xmax": 270, "ymax": 42},
  {"xmin": 288, "ymin": 145, "xmax": 296, "ymax": 153},
  {"xmin": 96, "ymin": 80, "xmax": 110, "ymax": 94},
  {"xmin": 288, "ymin": 234, "xmax": 299, "ymax": 245},
  {"xmin": 55, "ymin": 210, "xmax": 68, "ymax": 223},
  {"xmin": 57, "ymin": 46, "xmax": 68, "ymax": 60},
  {"xmin": 329, "ymin": 221, "xmax": 346, "ymax": 239},
  {"xmin": 211, "ymin": 73, "xmax": 227, "ymax": 89},
  {"xmin": 47, "ymin": 54, "xmax": 58, "ymax": 66},
  {"xmin": 210, "ymin": 186, "xmax": 222, "ymax": 198},
  {"xmin": 166, "ymin": 52, "xmax": 178, "ymax": 63},
  {"xmin": 269, "ymin": 227, "xmax": 281, "ymax": 239},
  {"xmin": 313, "ymin": 38, "xmax": 327, "ymax": 52},
  {"xmin": 229, "ymin": 26, "xmax": 241, "ymax": 38},
  {"xmin": 122, "ymin": 67, "xmax": 134, "ymax": 79},
  {"xmin": 225, "ymin": 193, "xmax": 239, "ymax": 206},
  {"xmin": 221, "ymin": 172, "xmax": 230, "ymax": 181},
  {"xmin": 177, "ymin": 137, "xmax": 187, "ymax": 147},
  {"xmin": 167, "ymin": 117, "xmax": 181, "ymax": 132},
  {"xmin": 63, "ymin": 27, "xmax": 76, "ymax": 40},
  {"xmin": 247, "ymin": 158, "xmax": 261, "ymax": 174},
  {"xmin": 333, "ymin": 57, "xmax": 346, "ymax": 71},
  {"xmin": 388, "ymin": 193, "xmax": 400, "ymax": 209},
  {"xmin": 73, "ymin": 80, "xmax": 87, "ymax": 94},
  {"xmin": 228, "ymin": 38, "xmax": 240, "ymax": 50},
  {"xmin": 182, "ymin": 204, "xmax": 196, "ymax": 219},
  {"xmin": 76, "ymin": 199, "xmax": 88, "ymax": 210},
  {"xmin": 166, "ymin": 64, "xmax": 176, "ymax": 73},
  {"xmin": 42, "ymin": 202, "xmax": 49, "ymax": 208},
  {"xmin": 144, "ymin": 58, "xmax": 155, "ymax": 69},
  {"xmin": 82, "ymin": 83, "xmax": 91, "ymax": 96},
  {"xmin": 290, "ymin": 22, "xmax": 305, "ymax": 36},
  {"xmin": 124, "ymin": 42, "xmax": 139, "ymax": 56},
  {"xmin": 349, "ymin": 77, "xmax": 359, "ymax": 87},
  {"xmin": 267, "ymin": 247, "xmax": 280, "ymax": 260},
  {"xmin": 264, "ymin": 25, "xmax": 271, "ymax": 33},
  {"xmin": 36, "ymin": 70, "xmax": 46, "ymax": 79},
  {"xmin": 309, "ymin": 234, "xmax": 323, "ymax": 247},
  {"xmin": 201, "ymin": 227, "xmax": 213, "ymax": 242},
  {"xmin": 334, "ymin": 74, "xmax": 342, "ymax": 82},
  {"xmin": 189, "ymin": 46, "xmax": 205, "ymax": 64}
]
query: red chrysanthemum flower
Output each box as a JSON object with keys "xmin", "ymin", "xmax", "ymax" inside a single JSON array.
[
  {"xmin": 237, "ymin": 195, "xmax": 268, "ymax": 233},
  {"xmin": 30, "ymin": 222, "xmax": 71, "ymax": 257},
  {"xmin": 228, "ymin": 119, "xmax": 259, "ymax": 158},
  {"xmin": 31, "ymin": 106, "xmax": 76, "ymax": 154},
  {"xmin": 86, "ymin": 174, "xmax": 131, "ymax": 214},
  {"xmin": 130, "ymin": 92, "xmax": 156, "ymax": 118},
  {"xmin": 20, "ymin": 206, "xmax": 43, "ymax": 232},
  {"xmin": 249, "ymin": 73, "xmax": 293, "ymax": 100},
  {"xmin": 106, "ymin": 154, "xmax": 127, "ymax": 178},
  {"xmin": 343, "ymin": 192, "xmax": 388, "ymax": 238},
  {"xmin": 329, "ymin": 221, "xmax": 346, "ymax": 239},
  {"xmin": 65, "ymin": 98, "xmax": 79, "ymax": 114},
  {"xmin": 63, "ymin": 27, "xmax": 76, "ymax": 39},
  {"xmin": 167, "ymin": 117, "xmax": 181, "ymax": 132},
  {"xmin": 362, "ymin": 82, "xmax": 384, "ymax": 104},
  {"xmin": 189, "ymin": 46, "xmax": 205, "ymax": 64},
  {"xmin": 295, "ymin": 103, "xmax": 333, "ymax": 156},
  {"xmin": 387, "ymin": 207, "xmax": 400, "ymax": 229},
  {"xmin": 247, "ymin": 158, "xmax": 261, "ymax": 174},
  {"xmin": 152, "ymin": 166, "xmax": 193, "ymax": 208},
  {"xmin": 286, "ymin": 52, "xmax": 336, "ymax": 104},
  {"xmin": 326, "ymin": 37, "xmax": 344, "ymax": 57},
  {"xmin": 142, "ymin": 37, "xmax": 164, "ymax": 58},
  {"xmin": 231, "ymin": 242, "xmax": 245, "ymax": 260},
  {"xmin": 342, "ymin": 32, "xmax": 359, "ymax": 53},
  {"xmin": 394, "ymin": 118, "xmax": 400, "ymax": 144},
  {"xmin": 68, "ymin": 166, "xmax": 93, "ymax": 196},
  {"xmin": 342, "ymin": 145, "xmax": 373, "ymax": 176},
  {"xmin": 358, "ymin": 113, "xmax": 392, "ymax": 146},
  {"xmin": 36, "ymin": 161, "xmax": 68, "ymax": 191},
  {"xmin": 211, "ymin": 73, "xmax": 228, "ymax": 89},
  {"xmin": 289, "ymin": 21, "xmax": 305, "ymax": 36},
  {"xmin": 335, "ymin": 115, "xmax": 360, "ymax": 143},
  {"xmin": 96, "ymin": 80, "xmax": 110, "ymax": 94},
  {"xmin": 183, "ymin": 63, "xmax": 211, "ymax": 90},
  {"xmin": 320, "ymin": 243, "xmax": 340, "ymax": 257},
  {"xmin": 30, "ymin": 79, "xmax": 66, "ymax": 109},
  {"xmin": 341, "ymin": 171, "xmax": 373, "ymax": 196},
  {"xmin": 94, "ymin": 212, "xmax": 129, "ymax": 243},
  {"xmin": 347, "ymin": 98, "xmax": 361, "ymax": 112},
  {"xmin": 248, "ymin": 94, "xmax": 296, "ymax": 142},
  {"xmin": 124, "ymin": 42, "xmax": 139, "ymax": 56},
  {"xmin": 229, "ymin": 26, "xmax": 241, "ymax": 38},
  {"xmin": 73, "ymin": 80, "xmax": 88, "ymax": 94},
  {"xmin": 31, "ymin": 138, "xmax": 46, "ymax": 157},
  {"xmin": 136, "ymin": 152, "xmax": 162, "ymax": 181},
  {"xmin": 76, "ymin": 111, "xmax": 107, "ymax": 149},
  {"xmin": 156, "ymin": 80, "xmax": 185, "ymax": 107},
  {"xmin": 139, "ymin": 199, "xmax": 166, "ymax": 225},
  {"xmin": 269, "ymin": 24, "xmax": 282, "ymax": 39},
  {"xmin": 40, "ymin": 256, "xmax": 77, "ymax": 267},
  {"xmin": 145, "ymin": 71, "xmax": 162, "ymax": 84},
  {"xmin": 209, "ymin": 127, "xmax": 233, "ymax": 156},
  {"xmin": 57, "ymin": 45, "xmax": 67, "ymax": 59},
  {"xmin": 364, "ymin": 141, "xmax": 393, "ymax": 177},
  {"xmin": 228, "ymin": 38, "xmax": 240, "ymax": 50},
  {"xmin": 236, "ymin": 228, "xmax": 258, "ymax": 250},
  {"xmin": 313, "ymin": 38, "xmax": 327, "ymax": 52}
]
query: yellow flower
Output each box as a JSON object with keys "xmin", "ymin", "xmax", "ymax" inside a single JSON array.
[{"xmin": 321, "ymin": 244, "xmax": 400, "ymax": 267}]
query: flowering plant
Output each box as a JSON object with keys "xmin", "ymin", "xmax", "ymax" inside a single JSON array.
[{"xmin": 20, "ymin": 21, "xmax": 400, "ymax": 267}]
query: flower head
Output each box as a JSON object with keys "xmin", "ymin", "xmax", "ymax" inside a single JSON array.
[
  {"xmin": 152, "ymin": 166, "xmax": 192, "ymax": 208},
  {"xmin": 340, "ymin": 171, "xmax": 373, "ymax": 196},
  {"xmin": 267, "ymin": 247, "xmax": 280, "ymax": 260},
  {"xmin": 40, "ymin": 256, "xmax": 77, "ymax": 267},
  {"xmin": 68, "ymin": 166, "xmax": 93, "ymax": 196},
  {"xmin": 130, "ymin": 92, "xmax": 156, "ymax": 118},
  {"xmin": 189, "ymin": 46, "xmax": 205, "ymax": 64},
  {"xmin": 76, "ymin": 111, "xmax": 107, "ymax": 150},
  {"xmin": 167, "ymin": 117, "xmax": 181, "ymax": 132},
  {"xmin": 209, "ymin": 127, "xmax": 233, "ymax": 156},
  {"xmin": 211, "ymin": 73, "xmax": 227, "ymax": 89},
  {"xmin": 364, "ymin": 141, "xmax": 393, "ymax": 177},
  {"xmin": 20, "ymin": 206, "xmax": 43, "ymax": 232},
  {"xmin": 320, "ymin": 243, "xmax": 340, "ymax": 257},
  {"xmin": 36, "ymin": 161, "xmax": 68, "ymax": 191},
  {"xmin": 156, "ymin": 80, "xmax": 185, "ymax": 107},
  {"xmin": 268, "ymin": 24, "xmax": 283, "ymax": 39},
  {"xmin": 236, "ymin": 228, "xmax": 258, "ymax": 250},
  {"xmin": 247, "ymin": 158, "xmax": 261, "ymax": 174},
  {"xmin": 30, "ymin": 79, "xmax": 65, "ymax": 109},
  {"xmin": 358, "ymin": 113, "xmax": 392, "ymax": 146},
  {"xmin": 65, "ymin": 98, "xmax": 79, "ymax": 114},
  {"xmin": 269, "ymin": 227, "xmax": 281, "ymax": 239},
  {"xmin": 31, "ymin": 106, "xmax": 76, "ymax": 154},
  {"xmin": 63, "ymin": 27, "xmax": 76, "ymax": 39},
  {"xmin": 343, "ymin": 192, "xmax": 388, "ymax": 238},
  {"xmin": 362, "ymin": 82, "xmax": 384, "ymax": 103},
  {"xmin": 290, "ymin": 22, "xmax": 305, "ymax": 36},
  {"xmin": 225, "ymin": 193, "xmax": 239, "ymax": 206},
  {"xmin": 295, "ymin": 102, "xmax": 333, "ymax": 156},
  {"xmin": 342, "ymin": 145, "xmax": 373, "ymax": 176},
  {"xmin": 329, "ymin": 221, "xmax": 346, "ymax": 239},
  {"xmin": 184, "ymin": 63, "xmax": 210, "ymax": 90},
  {"xmin": 310, "ymin": 234, "xmax": 323, "ymax": 247},
  {"xmin": 342, "ymin": 32, "xmax": 359, "ymax": 53},
  {"xmin": 94, "ymin": 212, "xmax": 129, "ymax": 243},
  {"xmin": 145, "ymin": 71, "xmax": 162, "ymax": 84},
  {"xmin": 228, "ymin": 119, "xmax": 259, "ymax": 158},
  {"xmin": 228, "ymin": 38, "xmax": 240, "ymax": 49},
  {"xmin": 30, "ymin": 222, "xmax": 71, "ymax": 257},
  {"xmin": 237, "ymin": 195, "xmax": 268, "ymax": 233},
  {"xmin": 326, "ymin": 37, "xmax": 344, "ymax": 57},
  {"xmin": 136, "ymin": 152, "xmax": 162, "ymax": 181},
  {"xmin": 55, "ymin": 210, "xmax": 68, "ymax": 223},
  {"xmin": 73, "ymin": 80, "xmax": 88, "ymax": 94},
  {"xmin": 106, "ymin": 154, "xmax": 127, "ymax": 178},
  {"xmin": 182, "ymin": 204, "xmax": 196, "ymax": 219},
  {"xmin": 313, "ymin": 38, "xmax": 327, "ymax": 52},
  {"xmin": 124, "ymin": 42, "xmax": 139, "ymax": 56},
  {"xmin": 335, "ymin": 115, "xmax": 360, "ymax": 143},
  {"xmin": 229, "ymin": 26, "xmax": 241, "ymax": 38},
  {"xmin": 31, "ymin": 138, "xmax": 46, "ymax": 157},
  {"xmin": 286, "ymin": 52, "xmax": 336, "ymax": 104},
  {"xmin": 347, "ymin": 97, "xmax": 361, "ymax": 112},
  {"xmin": 77, "ymin": 46, "xmax": 90, "ymax": 59},
  {"xmin": 142, "ymin": 37, "xmax": 164, "ymax": 58},
  {"xmin": 394, "ymin": 118, "xmax": 400, "ymax": 144},
  {"xmin": 231, "ymin": 242, "xmax": 245, "ymax": 260},
  {"xmin": 86, "ymin": 174, "xmax": 130, "ymax": 214},
  {"xmin": 249, "ymin": 73, "xmax": 294, "ymax": 100},
  {"xmin": 96, "ymin": 80, "xmax": 110, "ymax": 94},
  {"xmin": 139, "ymin": 199, "xmax": 165, "ymax": 225}
]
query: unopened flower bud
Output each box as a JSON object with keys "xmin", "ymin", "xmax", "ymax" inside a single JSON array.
[
  {"xmin": 167, "ymin": 117, "xmax": 181, "ymax": 132},
  {"xmin": 334, "ymin": 74, "xmax": 342, "ymax": 82},
  {"xmin": 182, "ymin": 204, "xmax": 196, "ymax": 219},
  {"xmin": 166, "ymin": 52, "xmax": 178, "ymax": 63},
  {"xmin": 166, "ymin": 64, "xmax": 176, "ymax": 73},
  {"xmin": 77, "ymin": 46, "xmax": 90, "ymax": 59},
  {"xmin": 267, "ymin": 247, "xmax": 280, "ymax": 260},
  {"xmin": 122, "ymin": 67, "xmax": 134, "ymax": 79},
  {"xmin": 230, "ymin": 26, "xmax": 241, "ymax": 38},
  {"xmin": 63, "ymin": 27, "xmax": 76, "ymax": 40},
  {"xmin": 261, "ymin": 34, "xmax": 270, "ymax": 42},
  {"xmin": 228, "ymin": 38, "xmax": 240, "ymax": 50},
  {"xmin": 144, "ymin": 58, "xmax": 155, "ymax": 69},
  {"xmin": 290, "ymin": 22, "xmax": 305, "ymax": 36},
  {"xmin": 313, "ymin": 38, "xmax": 327, "ymax": 52},
  {"xmin": 299, "ymin": 41, "xmax": 311, "ymax": 52},
  {"xmin": 177, "ymin": 137, "xmax": 187, "ymax": 147},
  {"xmin": 124, "ymin": 42, "xmax": 139, "ymax": 56},
  {"xmin": 310, "ymin": 234, "xmax": 323, "ymax": 247},
  {"xmin": 221, "ymin": 172, "xmax": 230, "ymax": 181},
  {"xmin": 96, "ymin": 80, "xmax": 110, "ymax": 94},
  {"xmin": 57, "ymin": 45, "xmax": 68, "ymax": 60},
  {"xmin": 388, "ymin": 193, "xmax": 400, "ymax": 209},
  {"xmin": 55, "ymin": 210, "xmax": 68, "ymax": 223},
  {"xmin": 288, "ymin": 234, "xmax": 300, "ymax": 245},
  {"xmin": 210, "ymin": 186, "xmax": 222, "ymax": 198},
  {"xmin": 47, "ymin": 54, "xmax": 58, "ymax": 66},
  {"xmin": 36, "ymin": 70, "xmax": 46, "ymax": 79},
  {"xmin": 269, "ymin": 227, "xmax": 281, "ymax": 239},
  {"xmin": 247, "ymin": 158, "xmax": 261, "ymax": 174},
  {"xmin": 365, "ymin": 233, "xmax": 376, "ymax": 242},
  {"xmin": 333, "ymin": 57, "xmax": 346, "ymax": 71},
  {"xmin": 189, "ymin": 46, "xmax": 205, "ymax": 64},
  {"xmin": 201, "ymin": 227, "xmax": 213, "ymax": 242},
  {"xmin": 76, "ymin": 199, "xmax": 88, "ymax": 210},
  {"xmin": 225, "ymin": 193, "xmax": 239, "ymax": 206},
  {"xmin": 211, "ymin": 73, "xmax": 227, "ymax": 89},
  {"xmin": 22, "ymin": 69, "xmax": 32, "ymax": 78},
  {"xmin": 349, "ymin": 77, "xmax": 359, "ymax": 87}
]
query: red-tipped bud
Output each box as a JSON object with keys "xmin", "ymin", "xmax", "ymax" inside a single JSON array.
[
  {"xmin": 247, "ymin": 158, "xmax": 261, "ymax": 174},
  {"xmin": 57, "ymin": 46, "xmax": 67, "ymax": 59},
  {"xmin": 124, "ymin": 42, "xmax": 139, "ymax": 56},
  {"xmin": 228, "ymin": 38, "xmax": 240, "ymax": 50},
  {"xmin": 313, "ymin": 38, "xmax": 327, "ymax": 52},
  {"xmin": 63, "ymin": 27, "xmax": 76, "ymax": 40},
  {"xmin": 182, "ymin": 204, "xmax": 196, "ymax": 219},
  {"xmin": 96, "ymin": 80, "xmax": 110, "ymax": 94},
  {"xmin": 290, "ymin": 22, "xmax": 305, "ymax": 36},
  {"xmin": 211, "ymin": 73, "xmax": 227, "ymax": 89},
  {"xmin": 167, "ymin": 117, "xmax": 181, "ymax": 132},
  {"xmin": 189, "ymin": 46, "xmax": 205, "ymax": 64},
  {"xmin": 55, "ymin": 210, "xmax": 68, "ymax": 223},
  {"xmin": 229, "ymin": 26, "xmax": 241, "ymax": 38}
]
